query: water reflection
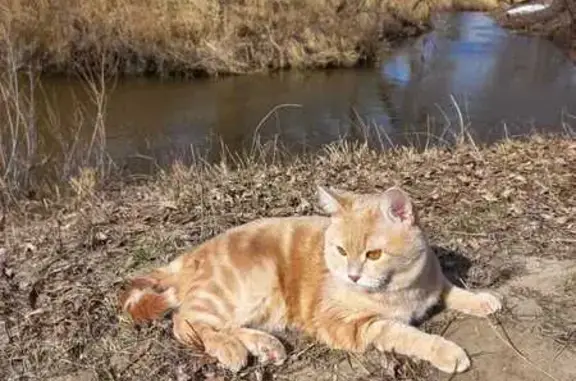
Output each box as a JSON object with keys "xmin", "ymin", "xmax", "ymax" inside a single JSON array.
[
  {"xmin": 27, "ymin": 12, "xmax": 576, "ymax": 175},
  {"xmin": 383, "ymin": 12, "xmax": 576, "ymax": 144}
]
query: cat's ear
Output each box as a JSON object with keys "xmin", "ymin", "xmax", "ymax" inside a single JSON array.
[
  {"xmin": 381, "ymin": 186, "xmax": 416, "ymax": 225},
  {"xmin": 317, "ymin": 186, "xmax": 350, "ymax": 215}
]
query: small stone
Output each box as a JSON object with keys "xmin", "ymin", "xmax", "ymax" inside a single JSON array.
[
  {"xmin": 500, "ymin": 188, "xmax": 513, "ymax": 199},
  {"xmin": 482, "ymin": 192, "xmax": 497, "ymax": 202},
  {"xmin": 176, "ymin": 365, "xmax": 191, "ymax": 381},
  {"xmin": 94, "ymin": 232, "xmax": 108, "ymax": 243},
  {"xmin": 110, "ymin": 353, "xmax": 131, "ymax": 371},
  {"xmin": 3, "ymin": 268, "xmax": 13, "ymax": 278}
]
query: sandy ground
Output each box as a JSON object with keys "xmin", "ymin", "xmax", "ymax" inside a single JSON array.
[{"xmin": 440, "ymin": 255, "xmax": 576, "ymax": 381}]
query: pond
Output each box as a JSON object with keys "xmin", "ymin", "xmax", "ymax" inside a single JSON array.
[{"xmin": 24, "ymin": 12, "xmax": 576, "ymax": 175}]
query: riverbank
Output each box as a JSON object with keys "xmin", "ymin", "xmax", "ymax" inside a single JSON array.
[
  {"xmin": 495, "ymin": 0, "xmax": 576, "ymax": 62},
  {"xmin": 1, "ymin": 135, "xmax": 575, "ymax": 381},
  {"xmin": 1, "ymin": 0, "xmax": 503, "ymax": 77}
]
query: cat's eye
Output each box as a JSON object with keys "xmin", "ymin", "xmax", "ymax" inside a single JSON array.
[
  {"xmin": 366, "ymin": 249, "xmax": 382, "ymax": 260},
  {"xmin": 336, "ymin": 246, "xmax": 347, "ymax": 256}
]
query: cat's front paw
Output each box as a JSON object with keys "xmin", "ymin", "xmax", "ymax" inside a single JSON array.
[
  {"xmin": 429, "ymin": 337, "xmax": 471, "ymax": 374},
  {"xmin": 470, "ymin": 291, "xmax": 502, "ymax": 317}
]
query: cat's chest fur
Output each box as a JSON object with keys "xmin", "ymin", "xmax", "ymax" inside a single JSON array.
[
  {"xmin": 324, "ymin": 253, "xmax": 444, "ymax": 324},
  {"xmin": 373, "ymin": 285, "xmax": 442, "ymax": 323}
]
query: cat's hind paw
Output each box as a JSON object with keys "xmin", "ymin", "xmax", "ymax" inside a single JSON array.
[
  {"xmin": 210, "ymin": 340, "xmax": 249, "ymax": 372},
  {"xmin": 236, "ymin": 328, "xmax": 287, "ymax": 366}
]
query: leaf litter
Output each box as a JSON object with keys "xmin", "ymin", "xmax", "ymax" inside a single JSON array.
[{"xmin": 0, "ymin": 135, "xmax": 574, "ymax": 381}]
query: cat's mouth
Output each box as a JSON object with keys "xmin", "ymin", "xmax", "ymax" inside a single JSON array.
[
  {"xmin": 353, "ymin": 273, "xmax": 392, "ymax": 292},
  {"xmin": 333, "ymin": 270, "xmax": 392, "ymax": 292}
]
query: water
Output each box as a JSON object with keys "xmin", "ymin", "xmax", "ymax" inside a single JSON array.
[{"xmin": 22, "ymin": 12, "xmax": 576, "ymax": 175}]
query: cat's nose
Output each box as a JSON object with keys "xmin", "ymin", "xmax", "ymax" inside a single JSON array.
[{"xmin": 348, "ymin": 274, "xmax": 360, "ymax": 283}]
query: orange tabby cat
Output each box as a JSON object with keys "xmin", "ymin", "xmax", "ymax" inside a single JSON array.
[{"xmin": 119, "ymin": 186, "xmax": 502, "ymax": 374}]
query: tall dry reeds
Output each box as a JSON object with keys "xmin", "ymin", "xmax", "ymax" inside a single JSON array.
[
  {"xmin": 0, "ymin": 56, "xmax": 36, "ymax": 196},
  {"xmin": 0, "ymin": 54, "xmax": 113, "ymax": 203},
  {"xmin": 0, "ymin": 0, "xmax": 500, "ymax": 77}
]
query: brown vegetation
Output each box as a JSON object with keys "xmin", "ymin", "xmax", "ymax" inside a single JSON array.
[
  {"xmin": 0, "ymin": 135, "xmax": 575, "ymax": 381},
  {"xmin": 0, "ymin": 0, "xmax": 502, "ymax": 77}
]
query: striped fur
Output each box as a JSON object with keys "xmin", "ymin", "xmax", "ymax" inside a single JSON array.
[{"xmin": 119, "ymin": 186, "xmax": 502, "ymax": 373}]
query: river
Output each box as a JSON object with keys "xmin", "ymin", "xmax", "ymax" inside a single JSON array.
[{"xmin": 19, "ymin": 12, "xmax": 576, "ymax": 177}]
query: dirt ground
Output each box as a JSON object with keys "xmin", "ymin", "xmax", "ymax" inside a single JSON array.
[
  {"xmin": 0, "ymin": 135, "xmax": 575, "ymax": 381},
  {"xmin": 442, "ymin": 256, "xmax": 576, "ymax": 381}
]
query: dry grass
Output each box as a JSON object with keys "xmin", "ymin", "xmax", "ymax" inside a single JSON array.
[
  {"xmin": 462, "ymin": 0, "xmax": 504, "ymax": 9},
  {"xmin": 0, "ymin": 135, "xmax": 574, "ymax": 381},
  {"xmin": 0, "ymin": 0, "xmax": 503, "ymax": 77},
  {"xmin": 0, "ymin": 61, "xmax": 113, "ymax": 204}
]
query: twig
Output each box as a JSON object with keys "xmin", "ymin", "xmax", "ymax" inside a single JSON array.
[
  {"xmin": 458, "ymin": 278, "xmax": 560, "ymax": 381},
  {"xmin": 439, "ymin": 315, "xmax": 457, "ymax": 336},
  {"xmin": 552, "ymin": 330, "xmax": 574, "ymax": 362},
  {"xmin": 486, "ymin": 315, "xmax": 561, "ymax": 381},
  {"xmin": 347, "ymin": 352, "xmax": 371, "ymax": 375},
  {"xmin": 552, "ymin": 238, "xmax": 576, "ymax": 243},
  {"xmin": 251, "ymin": 103, "xmax": 303, "ymax": 154},
  {"xmin": 446, "ymin": 230, "xmax": 489, "ymax": 237},
  {"xmin": 289, "ymin": 343, "xmax": 316, "ymax": 361}
]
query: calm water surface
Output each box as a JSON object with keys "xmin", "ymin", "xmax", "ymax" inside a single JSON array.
[{"xmin": 33, "ymin": 12, "xmax": 576, "ymax": 174}]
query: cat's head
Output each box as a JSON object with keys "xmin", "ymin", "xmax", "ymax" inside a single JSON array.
[{"xmin": 318, "ymin": 185, "xmax": 428, "ymax": 291}]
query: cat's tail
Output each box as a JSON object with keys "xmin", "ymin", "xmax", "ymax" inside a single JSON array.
[{"xmin": 118, "ymin": 263, "xmax": 181, "ymax": 324}]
